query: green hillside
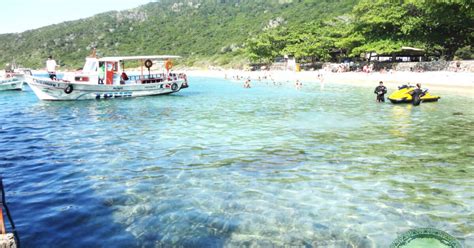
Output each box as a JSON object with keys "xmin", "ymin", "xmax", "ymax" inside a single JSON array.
[
  {"xmin": 0, "ymin": 0, "xmax": 355, "ymax": 69},
  {"xmin": 1, "ymin": 0, "xmax": 471, "ymax": 70}
]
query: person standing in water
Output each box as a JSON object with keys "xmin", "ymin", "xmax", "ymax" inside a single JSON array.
[
  {"xmin": 410, "ymin": 83, "xmax": 424, "ymax": 106},
  {"xmin": 46, "ymin": 56, "xmax": 58, "ymax": 80},
  {"xmin": 374, "ymin": 81, "xmax": 387, "ymax": 102}
]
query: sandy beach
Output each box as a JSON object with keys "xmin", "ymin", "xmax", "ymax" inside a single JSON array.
[{"xmin": 184, "ymin": 69, "xmax": 474, "ymax": 97}]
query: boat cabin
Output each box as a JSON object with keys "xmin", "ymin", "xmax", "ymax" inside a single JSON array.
[{"xmin": 72, "ymin": 55, "xmax": 182, "ymax": 85}]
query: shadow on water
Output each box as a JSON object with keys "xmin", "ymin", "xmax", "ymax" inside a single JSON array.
[
  {"xmin": 0, "ymin": 104, "xmax": 138, "ymax": 247},
  {"xmin": 0, "ymin": 87, "xmax": 234, "ymax": 247}
]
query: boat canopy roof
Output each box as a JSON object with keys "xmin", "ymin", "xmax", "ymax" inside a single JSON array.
[{"xmin": 98, "ymin": 55, "xmax": 181, "ymax": 62}]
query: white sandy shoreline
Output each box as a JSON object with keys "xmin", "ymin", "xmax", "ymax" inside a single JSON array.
[{"xmin": 184, "ymin": 69, "xmax": 474, "ymax": 97}]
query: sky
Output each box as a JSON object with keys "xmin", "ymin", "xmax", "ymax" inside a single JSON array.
[{"xmin": 0, "ymin": 0, "xmax": 152, "ymax": 34}]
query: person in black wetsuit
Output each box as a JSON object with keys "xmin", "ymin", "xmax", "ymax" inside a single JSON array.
[
  {"xmin": 410, "ymin": 83, "xmax": 424, "ymax": 106},
  {"xmin": 374, "ymin": 81, "xmax": 387, "ymax": 102}
]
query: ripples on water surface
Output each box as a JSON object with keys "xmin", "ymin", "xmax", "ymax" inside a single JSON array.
[{"xmin": 0, "ymin": 77, "xmax": 473, "ymax": 247}]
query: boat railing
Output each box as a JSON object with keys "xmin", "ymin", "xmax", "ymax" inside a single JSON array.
[{"xmin": 128, "ymin": 73, "xmax": 186, "ymax": 84}]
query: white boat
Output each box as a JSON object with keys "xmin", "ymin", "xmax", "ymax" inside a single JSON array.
[
  {"xmin": 26, "ymin": 55, "xmax": 189, "ymax": 101},
  {"xmin": 0, "ymin": 74, "xmax": 25, "ymax": 91}
]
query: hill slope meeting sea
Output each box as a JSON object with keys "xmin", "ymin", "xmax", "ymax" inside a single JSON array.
[
  {"xmin": 1, "ymin": 0, "xmax": 472, "ymax": 70},
  {"xmin": 0, "ymin": 0, "xmax": 356, "ymax": 69}
]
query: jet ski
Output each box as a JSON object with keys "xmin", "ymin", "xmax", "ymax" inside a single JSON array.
[{"xmin": 388, "ymin": 85, "xmax": 440, "ymax": 104}]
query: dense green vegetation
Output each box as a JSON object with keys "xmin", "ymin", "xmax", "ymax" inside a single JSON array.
[
  {"xmin": 0, "ymin": 0, "xmax": 472, "ymax": 69},
  {"xmin": 247, "ymin": 0, "xmax": 473, "ymax": 63},
  {"xmin": 0, "ymin": 0, "xmax": 355, "ymax": 69}
]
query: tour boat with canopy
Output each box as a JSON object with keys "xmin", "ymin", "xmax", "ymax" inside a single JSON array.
[{"xmin": 26, "ymin": 54, "xmax": 188, "ymax": 100}]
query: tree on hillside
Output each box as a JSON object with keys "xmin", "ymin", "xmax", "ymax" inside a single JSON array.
[
  {"xmin": 246, "ymin": 28, "xmax": 288, "ymax": 63},
  {"xmin": 245, "ymin": 0, "xmax": 473, "ymax": 63},
  {"xmin": 342, "ymin": 0, "xmax": 427, "ymax": 57},
  {"xmin": 341, "ymin": 0, "xmax": 473, "ymax": 59},
  {"xmin": 417, "ymin": 1, "xmax": 473, "ymax": 58},
  {"xmin": 282, "ymin": 22, "xmax": 341, "ymax": 62}
]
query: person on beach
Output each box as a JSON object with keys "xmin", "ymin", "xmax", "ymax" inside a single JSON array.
[
  {"xmin": 410, "ymin": 83, "xmax": 424, "ymax": 106},
  {"xmin": 46, "ymin": 56, "xmax": 58, "ymax": 80},
  {"xmin": 317, "ymin": 71, "xmax": 324, "ymax": 83},
  {"xmin": 374, "ymin": 81, "xmax": 387, "ymax": 102}
]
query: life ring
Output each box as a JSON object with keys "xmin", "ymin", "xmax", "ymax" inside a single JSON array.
[
  {"xmin": 64, "ymin": 85, "xmax": 73, "ymax": 94},
  {"xmin": 144, "ymin": 59, "xmax": 153, "ymax": 69},
  {"xmin": 171, "ymin": 83, "xmax": 178, "ymax": 91},
  {"xmin": 165, "ymin": 59, "xmax": 173, "ymax": 71}
]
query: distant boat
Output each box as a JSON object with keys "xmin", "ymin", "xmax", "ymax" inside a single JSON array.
[
  {"xmin": 26, "ymin": 55, "xmax": 189, "ymax": 101},
  {"xmin": 0, "ymin": 73, "xmax": 25, "ymax": 91}
]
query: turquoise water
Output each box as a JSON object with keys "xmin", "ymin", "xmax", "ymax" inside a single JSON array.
[{"xmin": 0, "ymin": 77, "xmax": 473, "ymax": 247}]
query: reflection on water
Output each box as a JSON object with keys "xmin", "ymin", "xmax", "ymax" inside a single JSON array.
[
  {"xmin": 0, "ymin": 78, "xmax": 473, "ymax": 247},
  {"xmin": 389, "ymin": 104, "xmax": 412, "ymax": 138}
]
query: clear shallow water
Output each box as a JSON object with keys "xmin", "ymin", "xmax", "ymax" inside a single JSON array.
[{"xmin": 0, "ymin": 77, "xmax": 473, "ymax": 247}]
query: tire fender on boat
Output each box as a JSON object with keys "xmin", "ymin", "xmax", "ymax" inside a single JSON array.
[
  {"xmin": 171, "ymin": 83, "xmax": 178, "ymax": 91},
  {"xmin": 144, "ymin": 59, "xmax": 153, "ymax": 69},
  {"xmin": 64, "ymin": 85, "xmax": 74, "ymax": 94}
]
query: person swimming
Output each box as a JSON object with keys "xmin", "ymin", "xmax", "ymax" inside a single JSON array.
[
  {"xmin": 295, "ymin": 80, "xmax": 302, "ymax": 89},
  {"xmin": 243, "ymin": 79, "xmax": 251, "ymax": 88}
]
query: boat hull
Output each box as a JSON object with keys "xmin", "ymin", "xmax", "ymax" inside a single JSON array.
[
  {"xmin": 388, "ymin": 97, "xmax": 441, "ymax": 104},
  {"xmin": 0, "ymin": 79, "xmax": 23, "ymax": 91},
  {"xmin": 26, "ymin": 76, "xmax": 186, "ymax": 101}
]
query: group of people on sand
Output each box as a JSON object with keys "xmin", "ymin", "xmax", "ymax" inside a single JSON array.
[{"xmin": 362, "ymin": 64, "xmax": 374, "ymax": 73}]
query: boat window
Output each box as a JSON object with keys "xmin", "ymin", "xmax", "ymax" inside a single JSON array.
[
  {"xmin": 83, "ymin": 60, "xmax": 97, "ymax": 73},
  {"xmin": 106, "ymin": 62, "xmax": 118, "ymax": 72}
]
